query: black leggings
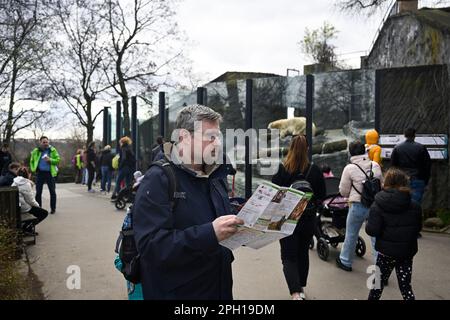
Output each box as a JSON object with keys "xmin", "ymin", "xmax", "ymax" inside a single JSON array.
[
  {"xmin": 279, "ymin": 213, "xmax": 315, "ymax": 294},
  {"xmin": 368, "ymin": 253, "xmax": 415, "ymax": 300},
  {"xmin": 23, "ymin": 206, "xmax": 48, "ymax": 231},
  {"xmin": 87, "ymin": 166, "xmax": 95, "ymax": 190}
]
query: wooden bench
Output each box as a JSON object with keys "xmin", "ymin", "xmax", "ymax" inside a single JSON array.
[{"xmin": 0, "ymin": 186, "xmax": 38, "ymax": 246}]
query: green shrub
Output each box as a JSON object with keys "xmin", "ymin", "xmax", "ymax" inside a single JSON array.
[
  {"xmin": 0, "ymin": 223, "xmax": 26, "ymax": 299},
  {"xmin": 437, "ymin": 209, "xmax": 450, "ymax": 226}
]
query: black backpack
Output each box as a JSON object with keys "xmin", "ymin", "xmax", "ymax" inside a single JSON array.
[
  {"xmin": 290, "ymin": 164, "xmax": 314, "ymax": 194},
  {"xmin": 290, "ymin": 164, "xmax": 316, "ymax": 214},
  {"xmin": 115, "ymin": 159, "xmax": 178, "ymax": 284},
  {"xmin": 351, "ymin": 162, "xmax": 381, "ymax": 208}
]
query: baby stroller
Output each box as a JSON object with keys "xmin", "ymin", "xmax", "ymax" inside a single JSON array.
[
  {"xmin": 311, "ymin": 177, "xmax": 366, "ymax": 261},
  {"xmin": 115, "ymin": 171, "xmax": 143, "ymax": 210}
]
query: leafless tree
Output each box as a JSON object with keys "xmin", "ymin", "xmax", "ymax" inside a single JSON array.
[
  {"xmin": 101, "ymin": 0, "xmax": 185, "ymax": 136},
  {"xmin": 337, "ymin": 0, "xmax": 447, "ymax": 15},
  {"xmin": 0, "ymin": 0, "xmax": 51, "ymax": 144},
  {"xmin": 42, "ymin": 0, "xmax": 112, "ymax": 145}
]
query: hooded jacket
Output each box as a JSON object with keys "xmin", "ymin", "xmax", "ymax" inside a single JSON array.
[
  {"xmin": 30, "ymin": 145, "xmax": 60, "ymax": 177},
  {"xmin": 365, "ymin": 130, "xmax": 382, "ymax": 165},
  {"xmin": 12, "ymin": 176, "xmax": 40, "ymax": 213},
  {"xmin": 133, "ymin": 142, "xmax": 234, "ymax": 300},
  {"xmin": 366, "ymin": 189, "xmax": 422, "ymax": 259},
  {"xmin": 339, "ymin": 154, "xmax": 383, "ymax": 203}
]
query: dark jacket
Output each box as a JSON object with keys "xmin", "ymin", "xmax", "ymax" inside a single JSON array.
[
  {"xmin": 271, "ymin": 163, "xmax": 327, "ymax": 204},
  {"xmin": 86, "ymin": 148, "xmax": 96, "ymax": 170},
  {"xmin": 151, "ymin": 144, "xmax": 164, "ymax": 162},
  {"xmin": 391, "ymin": 139, "xmax": 431, "ymax": 184},
  {"xmin": 366, "ymin": 189, "xmax": 422, "ymax": 259},
  {"xmin": 0, "ymin": 170, "xmax": 16, "ymax": 187},
  {"xmin": 119, "ymin": 144, "xmax": 135, "ymax": 170},
  {"xmin": 133, "ymin": 160, "xmax": 234, "ymax": 300},
  {"xmin": 100, "ymin": 150, "xmax": 114, "ymax": 170},
  {"xmin": 0, "ymin": 150, "xmax": 12, "ymax": 175}
]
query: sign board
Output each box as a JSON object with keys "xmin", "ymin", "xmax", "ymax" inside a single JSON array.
[
  {"xmin": 380, "ymin": 134, "xmax": 448, "ymax": 160},
  {"xmin": 382, "ymin": 148, "xmax": 448, "ymax": 160},
  {"xmin": 379, "ymin": 134, "xmax": 448, "ymax": 146}
]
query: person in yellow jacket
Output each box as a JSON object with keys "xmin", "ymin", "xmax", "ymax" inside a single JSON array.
[
  {"xmin": 365, "ymin": 129, "xmax": 382, "ymax": 166},
  {"xmin": 30, "ymin": 136, "xmax": 60, "ymax": 214}
]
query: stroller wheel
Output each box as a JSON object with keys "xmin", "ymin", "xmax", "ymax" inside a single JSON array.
[
  {"xmin": 331, "ymin": 242, "xmax": 339, "ymax": 248},
  {"xmin": 115, "ymin": 199, "xmax": 126, "ymax": 210},
  {"xmin": 356, "ymin": 237, "xmax": 366, "ymax": 257},
  {"xmin": 317, "ymin": 238, "xmax": 329, "ymax": 261},
  {"xmin": 309, "ymin": 237, "xmax": 315, "ymax": 250}
]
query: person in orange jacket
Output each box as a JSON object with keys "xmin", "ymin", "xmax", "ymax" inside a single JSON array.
[{"xmin": 365, "ymin": 129, "xmax": 382, "ymax": 166}]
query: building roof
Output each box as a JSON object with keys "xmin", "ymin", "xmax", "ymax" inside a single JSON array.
[
  {"xmin": 209, "ymin": 71, "xmax": 281, "ymax": 83},
  {"xmin": 394, "ymin": 7, "xmax": 450, "ymax": 33},
  {"xmin": 412, "ymin": 7, "xmax": 450, "ymax": 33}
]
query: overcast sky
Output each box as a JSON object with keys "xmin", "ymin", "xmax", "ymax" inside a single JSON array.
[
  {"xmin": 15, "ymin": 0, "xmax": 448, "ymax": 140},
  {"xmin": 177, "ymin": 0, "xmax": 387, "ymax": 80}
]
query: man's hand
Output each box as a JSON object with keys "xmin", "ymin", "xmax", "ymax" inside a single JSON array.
[
  {"xmin": 44, "ymin": 157, "xmax": 51, "ymax": 164},
  {"xmin": 212, "ymin": 215, "xmax": 244, "ymax": 242}
]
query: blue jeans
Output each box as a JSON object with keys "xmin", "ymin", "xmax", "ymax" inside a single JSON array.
[
  {"xmin": 113, "ymin": 166, "xmax": 133, "ymax": 195},
  {"xmin": 101, "ymin": 166, "xmax": 112, "ymax": 192},
  {"xmin": 35, "ymin": 171, "xmax": 57, "ymax": 212},
  {"xmin": 339, "ymin": 202, "xmax": 369, "ymax": 268},
  {"xmin": 410, "ymin": 179, "xmax": 425, "ymax": 204}
]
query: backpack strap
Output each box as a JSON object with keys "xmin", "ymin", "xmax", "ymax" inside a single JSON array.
[
  {"xmin": 304, "ymin": 163, "xmax": 313, "ymax": 180},
  {"xmin": 128, "ymin": 159, "xmax": 178, "ymax": 229},
  {"xmin": 350, "ymin": 162, "xmax": 374, "ymax": 195},
  {"xmin": 148, "ymin": 159, "xmax": 178, "ymax": 211}
]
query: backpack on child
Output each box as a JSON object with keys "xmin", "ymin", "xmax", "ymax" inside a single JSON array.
[
  {"xmin": 114, "ymin": 159, "xmax": 178, "ymax": 284},
  {"xmin": 351, "ymin": 162, "xmax": 381, "ymax": 208}
]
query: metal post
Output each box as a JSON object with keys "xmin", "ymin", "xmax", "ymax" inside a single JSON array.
[
  {"xmin": 306, "ymin": 74, "xmax": 314, "ymax": 162},
  {"xmin": 159, "ymin": 92, "xmax": 166, "ymax": 138},
  {"xmin": 375, "ymin": 70, "xmax": 381, "ymax": 133},
  {"xmin": 116, "ymin": 101, "xmax": 121, "ymax": 149},
  {"xmin": 136, "ymin": 119, "xmax": 140, "ymax": 171},
  {"xmin": 197, "ymin": 87, "xmax": 206, "ymax": 105},
  {"xmin": 131, "ymin": 96, "xmax": 138, "ymax": 171},
  {"xmin": 102, "ymin": 107, "xmax": 109, "ymax": 148},
  {"xmin": 245, "ymin": 79, "xmax": 253, "ymax": 199},
  {"xmin": 107, "ymin": 112, "xmax": 112, "ymax": 145}
]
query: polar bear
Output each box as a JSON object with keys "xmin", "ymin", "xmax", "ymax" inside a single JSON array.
[{"xmin": 268, "ymin": 117, "xmax": 317, "ymax": 139}]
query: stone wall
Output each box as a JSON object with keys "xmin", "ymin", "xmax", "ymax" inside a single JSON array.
[
  {"xmin": 379, "ymin": 64, "xmax": 450, "ymax": 211},
  {"xmin": 367, "ymin": 14, "xmax": 450, "ymax": 69}
]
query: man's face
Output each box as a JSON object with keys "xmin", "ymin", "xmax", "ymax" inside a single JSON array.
[
  {"xmin": 178, "ymin": 119, "xmax": 221, "ymax": 166},
  {"xmin": 193, "ymin": 120, "xmax": 222, "ymax": 165},
  {"xmin": 40, "ymin": 138, "xmax": 49, "ymax": 149}
]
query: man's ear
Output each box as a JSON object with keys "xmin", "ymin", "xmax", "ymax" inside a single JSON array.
[{"xmin": 178, "ymin": 129, "xmax": 191, "ymax": 143}]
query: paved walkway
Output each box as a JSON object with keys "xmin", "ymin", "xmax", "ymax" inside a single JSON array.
[{"xmin": 28, "ymin": 183, "xmax": 450, "ymax": 300}]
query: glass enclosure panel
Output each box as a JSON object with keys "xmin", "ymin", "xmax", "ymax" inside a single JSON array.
[
  {"xmin": 166, "ymin": 90, "xmax": 197, "ymax": 139},
  {"xmin": 205, "ymin": 80, "xmax": 247, "ymax": 198},
  {"xmin": 249, "ymin": 76, "xmax": 308, "ymax": 191},
  {"xmin": 312, "ymin": 69, "xmax": 376, "ymax": 177}
]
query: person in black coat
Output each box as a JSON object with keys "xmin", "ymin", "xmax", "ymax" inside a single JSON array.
[
  {"xmin": 0, "ymin": 143, "xmax": 12, "ymax": 176},
  {"xmin": 390, "ymin": 127, "xmax": 431, "ymax": 205},
  {"xmin": 0, "ymin": 162, "xmax": 20, "ymax": 187},
  {"xmin": 272, "ymin": 135, "xmax": 326, "ymax": 300},
  {"xmin": 366, "ymin": 167, "xmax": 422, "ymax": 300},
  {"xmin": 86, "ymin": 141, "xmax": 97, "ymax": 192}
]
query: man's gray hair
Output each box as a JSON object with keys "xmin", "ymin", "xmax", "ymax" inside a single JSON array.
[{"xmin": 176, "ymin": 104, "xmax": 222, "ymax": 131}]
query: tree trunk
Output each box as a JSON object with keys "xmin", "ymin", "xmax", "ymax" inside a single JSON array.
[
  {"xmin": 85, "ymin": 99, "xmax": 94, "ymax": 145},
  {"xmin": 116, "ymin": 58, "xmax": 130, "ymax": 137},
  {"xmin": 4, "ymin": 56, "xmax": 18, "ymax": 145}
]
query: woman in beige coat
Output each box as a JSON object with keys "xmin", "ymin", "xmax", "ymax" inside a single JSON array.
[{"xmin": 336, "ymin": 141, "xmax": 382, "ymax": 272}]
